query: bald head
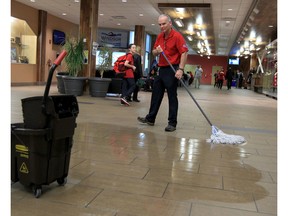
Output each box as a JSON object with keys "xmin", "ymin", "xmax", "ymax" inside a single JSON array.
[
  {"xmin": 158, "ymin": 14, "xmax": 172, "ymax": 34},
  {"xmin": 158, "ymin": 14, "xmax": 171, "ymax": 22}
]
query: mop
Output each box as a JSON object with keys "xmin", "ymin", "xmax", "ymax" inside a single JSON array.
[{"xmin": 161, "ymin": 52, "xmax": 246, "ymax": 145}]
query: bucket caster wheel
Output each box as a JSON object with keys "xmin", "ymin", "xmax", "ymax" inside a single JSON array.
[
  {"xmin": 32, "ymin": 186, "xmax": 42, "ymax": 198},
  {"xmin": 57, "ymin": 177, "xmax": 67, "ymax": 186}
]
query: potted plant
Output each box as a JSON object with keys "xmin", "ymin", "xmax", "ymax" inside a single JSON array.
[
  {"xmin": 62, "ymin": 36, "xmax": 87, "ymax": 96},
  {"xmin": 88, "ymin": 44, "xmax": 112, "ymax": 97},
  {"xmin": 56, "ymin": 71, "xmax": 69, "ymax": 94}
]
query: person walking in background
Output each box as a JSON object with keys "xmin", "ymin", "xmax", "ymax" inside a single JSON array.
[
  {"xmin": 188, "ymin": 71, "xmax": 194, "ymax": 85},
  {"xmin": 144, "ymin": 64, "xmax": 157, "ymax": 91},
  {"xmin": 120, "ymin": 43, "xmax": 137, "ymax": 106},
  {"xmin": 218, "ymin": 68, "xmax": 225, "ymax": 89},
  {"xmin": 235, "ymin": 69, "xmax": 240, "ymax": 88},
  {"xmin": 238, "ymin": 70, "xmax": 244, "ymax": 88},
  {"xmin": 214, "ymin": 70, "xmax": 219, "ymax": 88},
  {"xmin": 225, "ymin": 67, "xmax": 233, "ymax": 90},
  {"xmin": 137, "ymin": 14, "xmax": 188, "ymax": 132},
  {"xmin": 128, "ymin": 45, "xmax": 143, "ymax": 102},
  {"xmin": 194, "ymin": 65, "xmax": 203, "ymax": 88}
]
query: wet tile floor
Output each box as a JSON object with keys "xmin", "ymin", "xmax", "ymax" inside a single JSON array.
[{"xmin": 10, "ymin": 84, "xmax": 277, "ymax": 216}]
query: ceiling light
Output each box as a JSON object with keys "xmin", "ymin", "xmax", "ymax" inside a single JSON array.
[
  {"xmin": 187, "ymin": 36, "xmax": 193, "ymax": 41},
  {"xmin": 253, "ymin": 8, "xmax": 260, "ymax": 14},
  {"xmin": 250, "ymin": 31, "xmax": 256, "ymax": 39},
  {"xmin": 244, "ymin": 40, "xmax": 249, "ymax": 48},
  {"xmin": 201, "ymin": 30, "xmax": 206, "ymax": 38},
  {"xmin": 187, "ymin": 24, "xmax": 193, "ymax": 32},
  {"xmin": 196, "ymin": 15, "xmax": 203, "ymax": 25},
  {"xmin": 122, "ymin": 0, "xmax": 127, "ymax": 2},
  {"xmin": 175, "ymin": 8, "xmax": 185, "ymax": 13},
  {"xmin": 249, "ymin": 15, "xmax": 255, "ymax": 21},
  {"xmin": 174, "ymin": 19, "xmax": 184, "ymax": 27}
]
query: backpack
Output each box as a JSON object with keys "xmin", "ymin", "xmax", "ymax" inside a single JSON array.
[{"xmin": 113, "ymin": 53, "xmax": 131, "ymax": 77}]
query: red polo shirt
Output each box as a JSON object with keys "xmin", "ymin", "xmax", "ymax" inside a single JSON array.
[
  {"xmin": 124, "ymin": 53, "xmax": 134, "ymax": 78},
  {"xmin": 154, "ymin": 29, "xmax": 188, "ymax": 67}
]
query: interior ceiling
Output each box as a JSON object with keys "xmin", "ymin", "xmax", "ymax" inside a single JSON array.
[{"xmin": 14, "ymin": 0, "xmax": 277, "ymax": 56}]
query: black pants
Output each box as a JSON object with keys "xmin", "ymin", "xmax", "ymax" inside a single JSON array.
[
  {"xmin": 226, "ymin": 78, "xmax": 232, "ymax": 89},
  {"xmin": 121, "ymin": 78, "xmax": 135, "ymax": 98},
  {"xmin": 132, "ymin": 77, "xmax": 140, "ymax": 100},
  {"xmin": 218, "ymin": 79, "xmax": 224, "ymax": 89},
  {"xmin": 145, "ymin": 66, "xmax": 178, "ymax": 127}
]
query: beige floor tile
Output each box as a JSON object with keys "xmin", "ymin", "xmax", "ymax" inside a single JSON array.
[
  {"xmin": 131, "ymin": 157, "xmax": 200, "ymax": 172},
  {"xmin": 199, "ymin": 164, "xmax": 273, "ymax": 182},
  {"xmin": 190, "ymin": 203, "xmax": 276, "ymax": 216},
  {"xmin": 71, "ymin": 159, "xmax": 149, "ymax": 178},
  {"xmin": 11, "ymin": 197, "xmax": 116, "ymax": 216},
  {"xmin": 223, "ymin": 176, "xmax": 277, "ymax": 196},
  {"xmin": 40, "ymin": 184, "xmax": 102, "ymax": 206},
  {"xmin": 163, "ymin": 183, "xmax": 257, "ymax": 211},
  {"xmin": 88, "ymin": 189, "xmax": 191, "ymax": 216},
  {"xmin": 80, "ymin": 172, "xmax": 168, "ymax": 197},
  {"xmin": 254, "ymin": 194, "xmax": 277, "ymax": 214},
  {"xmin": 145, "ymin": 168, "xmax": 222, "ymax": 189}
]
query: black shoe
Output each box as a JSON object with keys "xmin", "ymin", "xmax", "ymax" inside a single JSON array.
[
  {"xmin": 137, "ymin": 117, "xmax": 154, "ymax": 126},
  {"xmin": 165, "ymin": 125, "xmax": 176, "ymax": 132},
  {"xmin": 120, "ymin": 97, "xmax": 130, "ymax": 106},
  {"xmin": 133, "ymin": 99, "xmax": 140, "ymax": 102}
]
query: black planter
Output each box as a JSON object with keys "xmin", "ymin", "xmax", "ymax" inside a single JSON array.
[
  {"xmin": 107, "ymin": 78, "xmax": 122, "ymax": 94},
  {"xmin": 56, "ymin": 72, "xmax": 69, "ymax": 94},
  {"xmin": 62, "ymin": 76, "xmax": 87, "ymax": 96},
  {"xmin": 88, "ymin": 77, "xmax": 112, "ymax": 97}
]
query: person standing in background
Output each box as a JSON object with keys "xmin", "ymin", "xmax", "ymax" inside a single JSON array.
[
  {"xmin": 120, "ymin": 43, "xmax": 136, "ymax": 106},
  {"xmin": 214, "ymin": 70, "xmax": 219, "ymax": 88},
  {"xmin": 137, "ymin": 14, "xmax": 188, "ymax": 132},
  {"xmin": 218, "ymin": 68, "xmax": 225, "ymax": 89},
  {"xmin": 225, "ymin": 67, "xmax": 233, "ymax": 90},
  {"xmin": 194, "ymin": 65, "xmax": 203, "ymax": 88},
  {"xmin": 128, "ymin": 45, "xmax": 143, "ymax": 102}
]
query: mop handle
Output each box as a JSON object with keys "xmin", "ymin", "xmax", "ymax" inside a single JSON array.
[
  {"xmin": 42, "ymin": 50, "xmax": 67, "ymax": 112},
  {"xmin": 161, "ymin": 52, "xmax": 213, "ymax": 126}
]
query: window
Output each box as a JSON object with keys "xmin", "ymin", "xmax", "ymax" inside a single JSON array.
[{"xmin": 10, "ymin": 17, "xmax": 37, "ymax": 64}]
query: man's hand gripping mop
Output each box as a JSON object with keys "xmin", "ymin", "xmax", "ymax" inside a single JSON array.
[{"xmin": 161, "ymin": 51, "xmax": 246, "ymax": 145}]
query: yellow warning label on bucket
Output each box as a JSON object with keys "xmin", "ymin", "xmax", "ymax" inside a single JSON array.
[
  {"xmin": 19, "ymin": 162, "xmax": 29, "ymax": 174},
  {"xmin": 15, "ymin": 144, "xmax": 28, "ymax": 152},
  {"xmin": 15, "ymin": 144, "xmax": 29, "ymax": 159}
]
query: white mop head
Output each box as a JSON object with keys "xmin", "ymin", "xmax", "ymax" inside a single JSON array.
[{"xmin": 207, "ymin": 125, "xmax": 246, "ymax": 145}]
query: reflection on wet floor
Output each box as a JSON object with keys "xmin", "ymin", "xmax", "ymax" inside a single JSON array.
[{"xmin": 11, "ymin": 85, "xmax": 277, "ymax": 216}]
